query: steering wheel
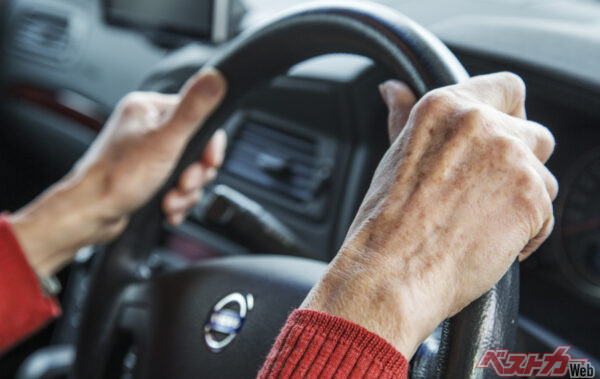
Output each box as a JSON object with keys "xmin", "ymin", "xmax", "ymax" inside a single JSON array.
[{"xmin": 74, "ymin": 3, "xmax": 519, "ymax": 378}]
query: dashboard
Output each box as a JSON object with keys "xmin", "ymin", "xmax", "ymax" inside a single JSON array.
[
  {"xmin": 560, "ymin": 147, "xmax": 600, "ymax": 292},
  {"xmin": 1, "ymin": 0, "xmax": 599, "ymax": 371},
  {"xmin": 142, "ymin": 51, "xmax": 390, "ymax": 264}
]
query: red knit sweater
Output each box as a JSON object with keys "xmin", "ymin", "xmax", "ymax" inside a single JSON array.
[
  {"xmin": 0, "ymin": 214, "xmax": 408, "ymax": 377},
  {"xmin": 0, "ymin": 214, "xmax": 61, "ymax": 353},
  {"xmin": 258, "ymin": 310, "xmax": 408, "ymax": 378}
]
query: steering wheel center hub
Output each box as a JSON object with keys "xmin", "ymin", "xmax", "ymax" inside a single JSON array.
[{"xmin": 204, "ymin": 292, "xmax": 254, "ymax": 352}]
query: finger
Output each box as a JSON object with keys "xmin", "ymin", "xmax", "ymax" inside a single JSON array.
[
  {"xmin": 162, "ymin": 188, "xmax": 202, "ymax": 216},
  {"xmin": 115, "ymin": 92, "xmax": 180, "ymax": 131},
  {"xmin": 144, "ymin": 93, "xmax": 180, "ymax": 126},
  {"xmin": 179, "ymin": 162, "xmax": 204, "ymax": 192},
  {"xmin": 520, "ymin": 214, "xmax": 554, "ymax": 261},
  {"xmin": 379, "ymin": 80, "xmax": 417, "ymax": 143},
  {"xmin": 145, "ymin": 92, "xmax": 180, "ymax": 110},
  {"xmin": 162, "ymin": 189, "xmax": 179, "ymax": 216},
  {"xmin": 145, "ymin": 93, "xmax": 180, "ymax": 121},
  {"xmin": 499, "ymin": 115, "xmax": 556, "ymax": 163},
  {"xmin": 517, "ymin": 157, "xmax": 556, "ymax": 259},
  {"xmin": 530, "ymin": 155, "xmax": 559, "ymax": 201},
  {"xmin": 165, "ymin": 68, "xmax": 227, "ymax": 139},
  {"xmin": 455, "ymin": 72, "xmax": 526, "ymax": 119},
  {"xmin": 116, "ymin": 92, "xmax": 156, "ymax": 119},
  {"xmin": 178, "ymin": 162, "xmax": 218, "ymax": 192},
  {"xmin": 202, "ymin": 129, "xmax": 228, "ymax": 168},
  {"xmin": 203, "ymin": 166, "xmax": 217, "ymax": 184},
  {"xmin": 516, "ymin": 140, "xmax": 559, "ymax": 200},
  {"xmin": 167, "ymin": 212, "xmax": 185, "ymax": 226}
]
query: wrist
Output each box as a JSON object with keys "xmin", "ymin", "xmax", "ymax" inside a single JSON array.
[
  {"xmin": 300, "ymin": 247, "xmax": 431, "ymax": 359},
  {"xmin": 8, "ymin": 169, "xmax": 122, "ymax": 277}
]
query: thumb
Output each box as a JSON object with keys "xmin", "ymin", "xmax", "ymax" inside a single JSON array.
[
  {"xmin": 379, "ymin": 80, "xmax": 417, "ymax": 143},
  {"xmin": 165, "ymin": 68, "xmax": 227, "ymax": 140}
]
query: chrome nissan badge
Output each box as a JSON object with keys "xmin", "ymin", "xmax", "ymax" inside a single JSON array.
[{"xmin": 204, "ymin": 292, "xmax": 254, "ymax": 352}]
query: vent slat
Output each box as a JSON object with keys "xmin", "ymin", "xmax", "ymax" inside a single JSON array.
[
  {"xmin": 225, "ymin": 160, "xmax": 313, "ymax": 202},
  {"xmin": 224, "ymin": 121, "xmax": 321, "ymax": 202},
  {"xmin": 12, "ymin": 10, "xmax": 70, "ymax": 61},
  {"xmin": 233, "ymin": 138, "xmax": 316, "ymax": 169},
  {"xmin": 242, "ymin": 122, "xmax": 315, "ymax": 154},
  {"xmin": 227, "ymin": 149, "xmax": 314, "ymax": 179}
]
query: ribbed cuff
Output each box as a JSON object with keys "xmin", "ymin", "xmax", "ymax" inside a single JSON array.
[
  {"xmin": 258, "ymin": 309, "xmax": 408, "ymax": 379},
  {"xmin": 0, "ymin": 213, "xmax": 61, "ymax": 354}
]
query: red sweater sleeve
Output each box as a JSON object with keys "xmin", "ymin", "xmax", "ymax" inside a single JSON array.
[
  {"xmin": 0, "ymin": 213, "xmax": 61, "ymax": 354},
  {"xmin": 258, "ymin": 310, "xmax": 408, "ymax": 379}
]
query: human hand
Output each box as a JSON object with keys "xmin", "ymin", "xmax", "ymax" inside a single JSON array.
[
  {"xmin": 301, "ymin": 72, "xmax": 557, "ymax": 359},
  {"xmin": 9, "ymin": 69, "xmax": 227, "ymax": 277}
]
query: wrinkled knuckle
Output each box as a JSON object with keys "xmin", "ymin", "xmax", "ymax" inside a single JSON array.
[
  {"xmin": 454, "ymin": 106, "xmax": 486, "ymax": 136},
  {"xmin": 491, "ymin": 135, "xmax": 523, "ymax": 163},
  {"xmin": 513, "ymin": 170, "xmax": 544, "ymax": 225},
  {"xmin": 119, "ymin": 92, "xmax": 146, "ymax": 116},
  {"xmin": 535, "ymin": 195, "xmax": 555, "ymax": 233},
  {"xmin": 121, "ymin": 91, "xmax": 145, "ymax": 105},
  {"xmin": 121, "ymin": 103, "xmax": 144, "ymax": 117},
  {"xmin": 538, "ymin": 125, "xmax": 556, "ymax": 157},
  {"xmin": 500, "ymin": 71, "xmax": 526, "ymax": 100},
  {"xmin": 415, "ymin": 89, "xmax": 453, "ymax": 117},
  {"xmin": 514, "ymin": 165, "xmax": 539, "ymax": 195}
]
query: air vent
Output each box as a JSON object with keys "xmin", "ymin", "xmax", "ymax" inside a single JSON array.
[
  {"xmin": 12, "ymin": 10, "xmax": 71, "ymax": 62},
  {"xmin": 223, "ymin": 121, "xmax": 332, "ymax": 202}
]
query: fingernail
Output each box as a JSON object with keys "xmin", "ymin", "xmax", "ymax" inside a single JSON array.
[
  {"xmin": 205, "ymin": 167, "xmax": 217, "ymax": 183},
  {"xmin": 379, "ymin": 81, "xmax": 392, "ymax": 107},
  {"xmin": 197, "ymin": 69, "xmax": 225, "ymax": 98},
  {"xmin": 213, "ymin": 129, "xmax": 227, "ymax": 166},
  {"xmin": 183, "ymin": 166, "xmax": 203, "ymax": 191},
  {"xmin": 378, "ymin": 83, "xmax": 386, "ymax": 98},
  {"xmin": 379, "ymin": 80, "xmax": 417, "ymax": 111}
]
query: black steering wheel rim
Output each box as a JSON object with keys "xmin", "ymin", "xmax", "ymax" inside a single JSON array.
[{"xmin": 74, "ymin": 3, "xmax": 519, "ymax": 378}]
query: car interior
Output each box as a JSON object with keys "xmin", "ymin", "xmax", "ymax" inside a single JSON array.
[{"xmin": 0, "ymin": 0, "xmax": 599, "ymax": 378}]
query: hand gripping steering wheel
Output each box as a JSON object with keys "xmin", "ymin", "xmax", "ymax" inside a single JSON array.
[{"xmin": 74, "ymin": 3, "xmax": 519, "ymax": 378}]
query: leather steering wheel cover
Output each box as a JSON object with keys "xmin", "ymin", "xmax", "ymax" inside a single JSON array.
[
  {"xmin": 443, "ymin": 262, "xmax": 520, "ymax": 378},
  {"xmin": 209, "ymin": 3, "xmax": 469, "ymax": 96},
  {"xmin": 176, "ymin": 2, "xmax": 470, "ymax": 179},
  {"xmin": 74, "ymin": 4, "xmax": 518, "ymax": 379}
]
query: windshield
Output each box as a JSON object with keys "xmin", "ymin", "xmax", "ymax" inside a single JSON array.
[{"xmin": 244, "ymin": 0, "xmax": 600, "ymax": 23}]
